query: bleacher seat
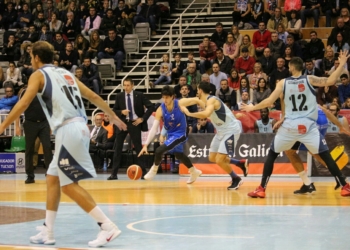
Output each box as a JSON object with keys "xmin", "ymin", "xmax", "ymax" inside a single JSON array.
[
  {"xmin": 123, "ymin": 34, "xmax": 139, "ymax": 66},
  {"xmin": 135, "ymin": 23, "xmax": 150, "ymax": 41},
  {"xmin": 97, "ymin": 60, "xmax": 115, "ymax": 86},
  {"xmin": 0, "ymin": 30, "xmax": 5, "ymax": 48}
]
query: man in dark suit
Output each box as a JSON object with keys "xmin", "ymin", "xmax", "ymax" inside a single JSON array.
[
  {"xmin": 89, "ymin": 114, "xmax": 108, "ymax": 169},
  {"xmin": 108, "ymin": 78, "xmax": 154, "ymax": 180}
]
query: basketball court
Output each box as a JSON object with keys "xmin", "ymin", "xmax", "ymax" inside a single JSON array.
[{"xmin": 0, "ymin": 173, "xmax": 349, "ymax": 250}]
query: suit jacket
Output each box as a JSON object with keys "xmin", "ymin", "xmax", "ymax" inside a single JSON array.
[
  {"xmin": 113, "ymin": 91, "xmax": 154, "ymax": 131},
  {"xmin": 90, "ymin": 126, "xmax": 108, "ymax": 151}
]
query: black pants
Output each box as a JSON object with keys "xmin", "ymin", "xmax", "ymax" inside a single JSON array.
[
  {"xmin": 111, "ymin": 121, "xmax": 145, "ymax": 175},
  {"xmin": 23, "ymin": 120, "xmax": 53, "ymax": 179}
]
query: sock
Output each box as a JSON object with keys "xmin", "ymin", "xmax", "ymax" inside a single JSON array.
[
  {"xmin": 260, "ymin": 150, "xmax": 279, "ymax": 188},
  {"xmin": 45, "ymin": 210, "xmax": 57, "ymax": 231},
  {"xmin": 189, "ymin": 166, "xmax": 195, "ymax": 172},
  {"xmin": 230, "ymin": 158, "xmax": 240, "ymax": 165},
  {"xmin": 88, "ymin": 206, "xmax": 111, "ymax": 225},
  {"xmin": 229, "ymin": 171, "xmax": 238, "ymax": 178},
  {"xmin": 298, "ymin": 170, "xmax": 311, "ymax": 185},
  {"xmin": 151, "ymin": 164, "xmax": 159, "ymax": 172}
]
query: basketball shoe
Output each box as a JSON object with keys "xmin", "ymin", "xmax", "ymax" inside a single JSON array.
[
  {"xmin": 30, "ymin": 224, "xmax": 55, "ymax": 245},
  {"xmin": 144, "ymin": 165, "xmax": 158, "ymax": 180},
  {"xmin": 236, "ymin": 159, "xmax": 249, "ymax": 177},
  {"xmin": 88, "ymin": 222, "xmax": 121, "ymax": 247},
  {"xmin": 227, "ymin": 177, "xmax": 243, "ymax": 190},
  {"xmin": 248, "ymin": 185, "xmax": 265, "ymax": 198},
  {"xmin": 341, "ymin": 183, "xmax": 350, "ymax": 197},
  {"xmin": 294, "ymin": 183, "xmax": 316, "ymax": 194},
  {"xmin": 187, "ymin": 167, "xmax": 202, "ymax": 184}
]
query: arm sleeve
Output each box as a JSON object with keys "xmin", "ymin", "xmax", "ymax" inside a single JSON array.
[{"xmin": 145, "ymin": 119, "xmax": 160, "ymax": 146}]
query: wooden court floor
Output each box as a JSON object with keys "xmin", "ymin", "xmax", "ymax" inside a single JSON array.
[{"xmin": 0, "ymin": 173, "xmax": 350, "ymax": 250}]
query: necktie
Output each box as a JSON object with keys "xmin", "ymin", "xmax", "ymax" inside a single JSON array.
[
  {"xmin": 91, "ymin": 126, "xmax": 99, "ymax": 139},
  {"xmin": 127, "ymin": 94, "xmax": 133, "ymax": 120}
]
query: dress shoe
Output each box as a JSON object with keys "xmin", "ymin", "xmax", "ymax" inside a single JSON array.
[
  {"xmin": 25, "ymin": 178, "xmax": 35, "ymax": 184},
  {"xmin": 107, "ymin": 175, "xmax": 118, "ymax": 180}
]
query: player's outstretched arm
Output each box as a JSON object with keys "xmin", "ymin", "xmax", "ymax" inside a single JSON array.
[
  {"xmin": 75, "ymin": 78, "xmax": 127, "ymax": 131},
  {"xmin": 181, "ymin": 99, "xmax": 215, "ymax": 119},
  {"xmin": 178, "ymin": 97, "xmax": 204, "ymax": 108}
]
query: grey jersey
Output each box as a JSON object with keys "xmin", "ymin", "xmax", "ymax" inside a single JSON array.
[
  {"xmin": 327, "ymin": 116, "xmax": 344, "ymax": 133},
  {"xmin": 256, "ymin": 118, "xmax": 274, "ymax": 133}
]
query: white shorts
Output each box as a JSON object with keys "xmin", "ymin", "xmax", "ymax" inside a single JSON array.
[
  {"xmin": 209, "ymin": 132, "xmax": 240, "ymax": 157},
  {"xmin": 47, "ymin": 121, "xmax": 97, "ymax": 186}
]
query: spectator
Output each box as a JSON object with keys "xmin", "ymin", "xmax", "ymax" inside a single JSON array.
[
  {"xmin": 75, "ymin": 67, "xmax": 89, "ymax": 87},
  {"xmin": 34, "ymin": 12, "xmax": 49, "ymax": 31},
  {"xmin": 101, "ymin": 9, "xmax": 117, "ymax": 35},
  {"xmin": 283, "ymin": 45, "xmax": 294, "ymax": 68},
  {"xmin": 338, "ymin": 74, "xmax": 350, "ymax": 105},
  {"xmin": 327, "ymin": 103, "xmax": 350, "ymax": 132},
  {"xmin": 227, "ymin": 68, "xmax": 241, "ymax": 90},
  {"xmin": 254, "ymin": 108, "xmax": 276, "ymax": 133},
  {"xmin": 114, "ymin": 0, "xmax": 130, "ymax": 20},
  {"xmin": 199, "ymin": 36, "xmax": 217, "ymax": 74},
  {"xmin": 277, "ymin": 23, "xmax": 289, "ymax": 44},
  {"xmin": 258, "ymin": 47, "xmax": 275, "ymax": 76},
  {"xmin": 269, "ymin": 58, "xmax": 290, "ymax": 90},
  {"xmin": 32, "ymin": 3, "xmax": 44, "ymax": 17},
  {"xmin": 133, "ymin": 0, "xmax": 159, "ymax": 36},
  {"xmin": 38, "ymin": 24, "xmax": 53, "ymax": 43},
  {"xmin": 89, "ymin": 114, "xmax": 108, "ymax": 169},
  {"xmin": 320, "ymin": 46, "xmax": 335, "ymax": 75},
  {"xmin": 150, "ymin": 54, "xmax": 172, "ymax": 88},
  {"xmin": 343, "ymin": 97, "xmax": 350, "ymax": 109},
  {"xmin": 266, "ymin": 37, "xmax": 280, "ymax": 61},
  {"xmin": 21, "ymin": 25, "xmax": 38, "ymax": 43},
  {"xmin": 62, "ymin": 12, "xmax": 81, "ymax": 40},
  {"xmin": 171, "ymin": 53, "xmax": 186, "ymax": 83},
  {"xmin": 81, "ymin": 57, "xmax": 101, "ymax": 94},
  {"xmin": 253, "ymin": 78, "xmax": 271, "ymax": 105},
  {"xmin": 16, "ymin": 3, "xmax": 32, "ymax": 28},
  {"xmin": 98, "ymin": 0, "xmax": 109, "ymax": 18},
  {"xmin": 317, "ymin": 85, "xmax": 338, "ymax": 106},
  {"xmin": 213, "ymin": 48, "xmax": 232, "ymax": 75},
  {"xmin": 331, "ymin": 32, "xmax": 350, "ymax": 54},
  {"xmin": 178, "ymin": 84, "xmax": 198, "ymax": 132},
  {"xmin": 215, "ymin": 79, "xmax": 237, "ymax": 110},
  {"xmin": 174, "ymin": 76, "xmax": 195, "ymax": 99},
  {"xmin": 327, "ymin": 17, "xmax": 350, "ymax": 47},
  {"xmin": 182, "ymin": 63, "xmax": 201, "ymax": 92},
  {"xmin": 235, "ymin": 47, "xmax": 256, "ymax": 77},
  {"xmin": 60, "ymin": 1, "xmax": 77, "ymax": 22},
  {"xmin": 284, "ymin": 0, "xmax": 302, "ymax": 20},
  {"xmin": 286, "ymin": 10, "xmax": 302, "ymax": 40},
  {"xmin": 2, "ymin": 34, "xmax": 21, "ymax": 61},
  {"xmin": 286, "ymin": 34, "xmax": 302, "ymax": 58},
  {"xmin": 201, "ymin": 74, "xmax": 217, "ymax": 95},
  {"xmin": 3, "ymin": 62, "xmax": 23, "ymax": 92},
  {"xmin": 303, "ymin": 59, "xmax": 323, "ymax": 77},
  {"xmin": 340, "ymin": 7, "xmax": 350, "ymax": 26},
  {"xmin": 267, "ymin": 7, "xmax": 288, "ymax": 33},
  {"xmin": 331, "ymin": 97, "xmax": 342, "ymax": 107},
  {"xmin": 223, "ymin": 33, "xmax": 240, "ymax": 61},
  {"xmin": 211, "ymin": 22, "xmax": 228, "ymax": 49},
  {"xmin": 0, "ymin": 83, "xmax": 18, "ymax": 113},
  {"xmin": 49, "ymin": 13, "xmax": 62, "ymax": 32},
  {"xmin": 82, "ymin": 7, "xmax": 102, "ymax": 36},
  {"xmin": 236, "ymin": 77, "xmax": 254, "ymax": 103},
  {"xmin": 239, "ymin": 35, "xmax": 256, "ymax": 58},
  {"xmin": 235, "ymin": 91, "xmax": 253, "ymax": 110},
  {"xmin": 44, "ymin": 0, "xmax": 59, "ymax": 22},
  {"xmin": 74, "ymin": 34, "xmax": 90, "ymax": 63},
  {"xmin": 252, "ymin": 21, "xmax": 271, "ymax": 58},
  {"xmin": 230, "ymin": 25, "xmax": 243, "ymax": 45},
  {"xmin": 86, "ymin": 0, "xmax": 101, "ymax": 12},
  {"xmin": 300, "ymin": 0, "xmax": 321, "ymax": 28},
  {"xmin": 52, "ymin": 32, "xmax": 67, "ymax": 58},
  {"xmin": 59, "ymin": 43, "xmax": 78, "ymax": 73},
  {"xmin": 321, "ymin": 0, "xmax": 335, "ymax": 27},
  {"xmin": 327, "ymin": 58, "xmax": 349, "ymax": 85},
  {"xmin": 17, "ymin": 44, "xmax": 33, "ymax": 77},
  {"xmin": 248, "ymin": 62, "xmax": 268, "ymax": 90},
  {"xmin": 185, "ymin": 51, "xmax": 197, "ymax": 70},
  {"xmin": 97, "ymin": 29, "xmax": 125, "ymax": 72},
  {"xmin": 250, "ymin": 0, "xmax": 264, "ymax": 28},
  {"xmin": 101, "ymin": 113, "xmax": 117, "ymax": 148},
  {"xmin": 263, "ymin": 0, "xmax": 279, "ymax": 24},
  {"xmin": 86, "ymin": 30, "xmax": 101, "ymax": 59},
  {"xmin": 116, "ymin": 11, "xmax": 133, "ymax": 37},
  {"xmin": 209, "ymin": 63, "xmax": 228, "ymax": 90},
  {"xmin": 0, "ymin": 68, "xmax": 4, "ymax": 88},
  {"xmin": 77, "ymin": 3, "xmax": 89, "ymax": 30},
  {"xmin": 0, "ymin": 3, "xmax": 18, "ymax": 30},
  {"xmin": 305, "ymin": 31, "xmax": 325, "ymax": 66},
  {"xmin": 232, "ymin": 0, "xmax": 251, "ymax": 28},
  {"xmin": 192, "ymin": 118, "xmax": 215, "ymax": 133}
]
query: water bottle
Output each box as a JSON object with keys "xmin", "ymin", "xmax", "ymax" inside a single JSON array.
[{"xmin": 103, "ymin": 159, "xmax": 107, "ymax": 172}]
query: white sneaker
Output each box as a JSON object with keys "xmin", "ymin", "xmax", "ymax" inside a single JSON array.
[
  {"xmin": 144, "ymin": 165, "xmax": 158, "ymax": 181},
  {"xmin": 30, "ymin": 225, "xmax": 56, "ymax": 245},
  {"xmin": 88, "ymin": 222, "xmax": 121, "ymax": 248},
  {"xmin": 187, "ymin": 167, "xmax": 202, "ymax": 184}
]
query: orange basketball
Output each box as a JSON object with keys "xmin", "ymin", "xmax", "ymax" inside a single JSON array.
[{"xmin": 127, "ymin": 164, "xmax": 142, "ymax": 180}]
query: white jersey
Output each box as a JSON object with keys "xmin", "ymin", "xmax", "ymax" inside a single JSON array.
[
  {"xmin": 207, "ymin": 95, "xmax": 241, "ymax": 135},
  {"xmin": 327, "ymin": 116, "xmax": 344, "ymax": 133},
  {"xmin": 256, "ymin": 118, "xmax": 274, "ymax": 133},
  {"xmin": 37, "ymin": 65, "xmax": 87, "ymax": 133},
  {"xmin": 283, "ymin": 75, "xmax": 318, "ymax": 122}
]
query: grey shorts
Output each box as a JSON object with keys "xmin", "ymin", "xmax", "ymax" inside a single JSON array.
[{"xmin": 209, "ymin": 132, "xmax": 240, "ymax": 157}]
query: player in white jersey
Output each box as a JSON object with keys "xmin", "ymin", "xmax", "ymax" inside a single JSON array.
[
  {"xmin": 0, "ymin": 41, "xmax": 127, "ymax": 247},
  {"xmin": 181, "ymin": 81, "xmax": 249, "ymax": 190},
  {"xmin": 254, "ymin": 108, "xmax": 277, "ymax": 133},
  {"xmin": 241, "ymin": 51, "xmax": 350, "ymax": 198}
]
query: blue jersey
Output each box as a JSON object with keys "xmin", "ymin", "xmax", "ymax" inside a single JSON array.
[{"xmin": 161, "ymin": 99, "xmax": 187, "ymax": 136}]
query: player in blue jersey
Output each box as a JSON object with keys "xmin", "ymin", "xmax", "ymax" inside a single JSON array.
[
  {"xmin": 241, "ymin": 51, "xmax": 350, "ymax": 198},
  {"xmin": 181, "ymin": 81, "xmax": 249, "ymax": 190},
  {"xmin": 0, "ymin": 41, "xmax": 127, "ymax": 247},
  {"xmin": 138, "ymin": 86, "xmax": 202, "ymax": 183}
]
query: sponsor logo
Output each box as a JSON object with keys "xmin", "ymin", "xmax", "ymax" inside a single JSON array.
[
  {"xmin": 298, "ymin": 84, "xmax": 305, "ymax": 92},
  {"xmin": 64, "ymin": 75, "xmax": 75, "ymax": 85},
  {"xmin": 170, "ymin": 114, "xmax": 175, "ymax": 120},
  {"xmin": 238, "ymin": 144, "xmax": 283, "ymax": 158},
  {"xmin": 188, "ymin": 145, "xmax": 210, "ymax": 158},
  {"xmin": 60, "ymin": 158, "xmax": 70, "ymax": 166},
  {"xmin": 74, "ymin": 173, "xmax": 83, "ymax": 178},
  {"xmin": 298, "ymin": 125, "xmax": 307, "ymax": 134},
  {"xmin": 17, "ymin": 158, "xmax": 23, "ymax": 165},
  {"xmin": 0, "ymin": 159, "xmax": 15, "ymax": 163}
]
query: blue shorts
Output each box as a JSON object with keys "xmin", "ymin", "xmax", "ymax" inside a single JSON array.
[{"xmin": 164, "ymin": 133, "xmax": 187, "ymax": 154}]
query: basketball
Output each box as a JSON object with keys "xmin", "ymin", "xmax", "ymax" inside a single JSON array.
[{"xmin": 127, "ymin": 164, "xmax": 142, "ymax": 180}]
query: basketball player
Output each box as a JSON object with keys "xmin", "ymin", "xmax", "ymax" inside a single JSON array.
[
  {"xmin": 254, "ymin": 108, "xmax": 277, "ymax": 133},
  {"xmin": 327, "ymin": 103, "xmax": 350, "ymax": 133},
  {"xmin": 0, "ymin": 41, "xmax": 127, "ymax": 247},
  {"xmin": 138, "ymin": 86, "xmax": 202, "ymax": 183},
  {"xmin": 181, "ymin": 81, "xmax": 249, "ymax": 190},
  {"xmin": 241, "ymin": 51, "xmax": 350, "ymax": 198}
]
